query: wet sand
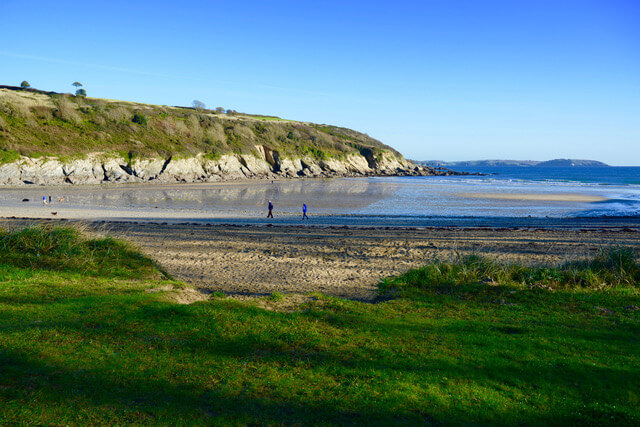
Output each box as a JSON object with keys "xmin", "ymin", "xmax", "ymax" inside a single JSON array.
[
  {"xmin": 1, "ymin": 218, "xmax": 638, "ymax": 301},
  {"xmin": 456, "ymin": 193, "xmax": 608, "ymax": 202}
]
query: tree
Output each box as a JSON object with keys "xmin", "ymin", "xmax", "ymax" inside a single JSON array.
[
  {"xmin": 192, "ymin": 100, "xmax": 206, "ymax": 111},
  {"xmin": 20, "ymin": 81, "xmax": 30, "ymax": 89},
  {"xmin": 75, "ymin": 88, "xmax": 87, "ymax": 97},
  {"xmin": 72, "ymin": 82, "xmax": 82, "ymax": 93},
  {"xmin": 215, "ymin": 107, "xmax": 225, "ymax": 113}
]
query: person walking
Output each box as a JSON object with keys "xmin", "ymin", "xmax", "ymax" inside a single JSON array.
[
  {"xmin": 302, "ymin": 203, "xmax": 309, "ymax": 220},
  {"xmin": 267, "ymin": 200, "xmax": 274, "ymax": 218}
]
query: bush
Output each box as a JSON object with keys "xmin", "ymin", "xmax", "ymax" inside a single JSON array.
[{"xmin": 132, "ymin": 112, "xmax": 147, "ymax": 126}]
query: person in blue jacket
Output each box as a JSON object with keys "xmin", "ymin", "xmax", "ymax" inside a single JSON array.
[
  {"xmin": 267, "ymin": 200, "xmax": 274, "ymax": 218},
  {"xmin": 302, "ymin": 203, "xmax": 309, "ymax": 220}
]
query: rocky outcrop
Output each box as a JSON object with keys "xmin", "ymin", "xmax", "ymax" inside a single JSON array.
[{"xmin": 0, "ymin": 147, "xmax": 472, "ymax": 186}]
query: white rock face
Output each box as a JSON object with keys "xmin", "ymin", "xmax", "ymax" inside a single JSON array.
[
  {"xmin": 344, "ymin": 154, "xmax": 373, "ymax": 174},
  {"xmin": 102, "ymin": 158, "xmax": 133, "ymax": 182},
  {"xmin": 0, "ymin": 149, "xmax": 419, "ymax": 185},
  {"xmin": 132, "ymin": 159, "xmax": 167, "ymax": 180},
  {"xmin": 318, "ymin": 158, "xmax": 348, "ymax": 174},
  {"xmin": 378, "ymin": 153, "xmax": 407, "ymax": 172},
  {"xmin": 204, "ymin": 155, "xmax": 245, "ymax": 179},
  {"xmin": 240, "ymin": 154, "xmax": 272, "ymax": 176},
  {"xmin": 0, "ymin": 162, "xmax": 25, "ymax": 185},
  {"xmin": 63, "ymin": 158, "xmax": 104, "ymax": 184},
  {"xmin": 19, "ymin": 159, "xmax": 65, "ymax": 185},
  {"xmin": 160, "ymin": 157, "xmax": 206, "ymax": 182}
]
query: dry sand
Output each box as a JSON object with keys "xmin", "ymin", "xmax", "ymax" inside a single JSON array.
[{"xmin": 2, "ymin": 219, "xmax": 636, "ymax": 302}]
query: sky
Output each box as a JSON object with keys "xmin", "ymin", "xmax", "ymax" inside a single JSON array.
[{"xmin": 1, "ymin": 0, "xmax": 639, "ymax": 165}]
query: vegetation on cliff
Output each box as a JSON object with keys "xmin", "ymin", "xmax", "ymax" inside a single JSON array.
[{"xmin": 0, "ymin": 86, "xmax": 400, "ymax": 164}]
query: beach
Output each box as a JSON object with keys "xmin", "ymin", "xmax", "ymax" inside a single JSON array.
[
  {"xmin": 2, "ymin": 218, "xmax": 638, "ymax": 301},
  {"xmin": 1, "ymin": 175, "xmax": 638, "ymax": 301}
]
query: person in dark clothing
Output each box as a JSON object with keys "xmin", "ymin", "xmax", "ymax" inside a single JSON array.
[
  {"xmin": 267, "ymin": 200, "xmax": 274, "ymax": 218},
  {"xmin": 302, "ymin": 203, "xmax": 309, "ymax": 220}
]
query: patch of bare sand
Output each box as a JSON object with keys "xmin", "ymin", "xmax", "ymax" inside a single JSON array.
[
  {"xmin": 1, "ymin": 219, "xmax": 637, "ymax": 303},
  {"xmin": 103, "ymin": 223, "xmax": 638, "ymax": 302}
]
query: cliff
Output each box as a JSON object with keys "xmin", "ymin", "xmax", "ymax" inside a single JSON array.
[{"xmin": 0, "ymin": 86, "xmax": 453, "ymax": 185}]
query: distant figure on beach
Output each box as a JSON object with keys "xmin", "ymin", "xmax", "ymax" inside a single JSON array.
[
  {"xmin": 42, "ymin": 195, "xmax": 47, "ymax": 205},
  {"xmin": 302, "ymin": 203, "xmax": 309, "ymax": 220},
  {"xmin": 267, "ymin": 200, "xmax": 274, "ymax": 218},
  {"xmin": 48, "ymin": 195, "xmax": 52, "ymax": 204}
]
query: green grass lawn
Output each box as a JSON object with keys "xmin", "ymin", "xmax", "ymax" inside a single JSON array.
[{"xmin": 1, "ymin": 226, "xmax": 639, "ymax": 424}]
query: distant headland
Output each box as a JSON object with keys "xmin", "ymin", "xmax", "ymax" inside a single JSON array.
[{"xmin": 416, "ymin": 159, "xmax": 610, "ymax": 168}]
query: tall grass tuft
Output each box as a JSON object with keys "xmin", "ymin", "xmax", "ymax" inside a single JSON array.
[
  {"xmin": 380, "ymin": 247, "xmax": 640, "ymax": 298},
  {"xmin": 0, "ymin": 224, "xmax": 165, "ymax": 279}
]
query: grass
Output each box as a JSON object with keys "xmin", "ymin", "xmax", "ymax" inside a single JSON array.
[
  {"xmin": 0, "ymin": 88, "xmax": 398, "ymax": 164},
  {"xmin": 0, "ymin": 226, "xmax": 639, "ymax": 424},
  {"xmin": 240, "ymin": 114, "xmax": 289, "ymax": 121},
  {"xmin": 380, "ymin": 248, "xmax": 640, "ymax": 298}
]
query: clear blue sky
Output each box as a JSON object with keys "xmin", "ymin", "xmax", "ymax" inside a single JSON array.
[{"xmin": 1, "ymin": 0, "xmax": 639, "ymax": 165}]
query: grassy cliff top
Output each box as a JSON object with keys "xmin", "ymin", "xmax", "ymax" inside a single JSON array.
[{"xmin": 0, "ymin": 86, "xmax": 401, "ymax": 163}]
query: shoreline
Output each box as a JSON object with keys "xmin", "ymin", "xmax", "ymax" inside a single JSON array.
[
  {"xmin": 455, "ymin": 192, "xmax": 608, "ymax": 202},
  {"xmin": 1, "ymin": 209, "xmax": 639, "ymax": 231}
]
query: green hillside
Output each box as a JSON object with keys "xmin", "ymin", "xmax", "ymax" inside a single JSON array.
[{"xmin": 0, "ymin": 86, "xmax": 401, "ymax": 164}]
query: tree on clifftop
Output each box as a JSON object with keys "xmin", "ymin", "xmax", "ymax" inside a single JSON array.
[
  {"xmin": 72, "ymin": 82, "xmax": 85, "ymax": 97},
  {"xmin": 20, "ymin": 81, "xmax": 30, "ymax": 89},
  {"xmin": 193, "ymin": 100, "xmax": 206, "ymax": 111}
]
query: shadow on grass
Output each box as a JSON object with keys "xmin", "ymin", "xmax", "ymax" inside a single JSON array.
[
  {"xmin": 2, "ymin": 292, "xmax": 639, "ymax": 424},
  {"xmin": 0, "ymin": 345, "xmax": 440, "ymax": 424}
]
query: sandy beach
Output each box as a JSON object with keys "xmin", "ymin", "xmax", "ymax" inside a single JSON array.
[
  {"xmin": 1, "ymin": 218, "xmax": 638, "ymax": 301},
  {"xmin": 1, "ymin": 178, "xmax": 637, "ymax": 301}
]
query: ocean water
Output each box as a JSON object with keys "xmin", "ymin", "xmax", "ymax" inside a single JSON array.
[
  {"xmin": 0, "ymin": 167, "xmax": 638, "ymax": 220},
  {"xmin": 357, "ymin": 166, "xmax": 640, "ymax": 218}
]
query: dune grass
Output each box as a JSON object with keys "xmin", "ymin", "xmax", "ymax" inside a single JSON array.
[
  {"xmin": 0, "ymin": 226, "xmax": 639, "ymax": 424},
  {"xmin": 0, "ymin": 224, "xmax": 165, "ymax": 279},
  {"xmin": 380, "ymin": 247, "xmax": 640, "ymax": 298}
]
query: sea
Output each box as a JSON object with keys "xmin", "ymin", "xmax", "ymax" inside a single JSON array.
[
  {"xmin": 0, "ymin": 166, "xmax": 639, "ymax": 225},
  {"xmin": 357, "ymin": 166, "xmax": 640, "ymax": 218}
]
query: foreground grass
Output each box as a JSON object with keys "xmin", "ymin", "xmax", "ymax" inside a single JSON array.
[{"xmin": 1, "ymin": 226, "xmax": 639, "ymax": 424}]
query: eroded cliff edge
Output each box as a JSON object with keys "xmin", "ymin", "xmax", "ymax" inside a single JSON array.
[{"xmin": 0, "ymin": 148, "xmax": 462, "ymax": 185}]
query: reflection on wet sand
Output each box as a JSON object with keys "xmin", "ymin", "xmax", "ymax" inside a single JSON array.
[{"xmin": 0, "ymin": 178, "xmax": 399, "ymax": 216}]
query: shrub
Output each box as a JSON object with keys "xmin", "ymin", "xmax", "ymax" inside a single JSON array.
[{"xmin": 132, "ymin": 112, "xmax": 147, "ymax": 126}]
